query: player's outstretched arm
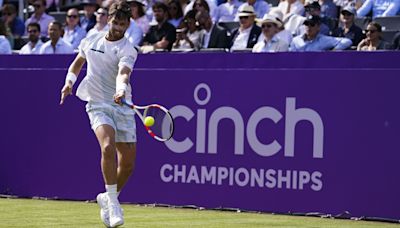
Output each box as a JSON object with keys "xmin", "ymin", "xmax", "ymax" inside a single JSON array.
[
  {"xmin": 113, "ymin": 66, "xmax": 132, "ymax": 105},
  {"xmin": 60, "ymin": 55, "xmax": 86, "ymax": 105}
]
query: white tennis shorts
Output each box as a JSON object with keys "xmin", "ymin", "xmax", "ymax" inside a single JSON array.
[{"xmin": 86, "ymin": 102, "xmax": 137, "ymax": 143}]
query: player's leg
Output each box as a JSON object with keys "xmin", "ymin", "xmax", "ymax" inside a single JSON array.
[
  {"xmin": 116, "ymin": 142, "xmax": 137, "ymax": 192},
  {"xmin": 94, "ymin": 125, "xmax": 118, "ymax": 186}
]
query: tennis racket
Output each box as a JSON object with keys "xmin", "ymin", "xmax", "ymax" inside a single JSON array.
[{"xmin": 121, "ymin": 98, "xmax": 174, "ymax": 142}]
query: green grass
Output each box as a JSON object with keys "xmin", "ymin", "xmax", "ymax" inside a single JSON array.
[{"xmin": 0, "ymin": 198, "xmax": 398, "ymax": 228}]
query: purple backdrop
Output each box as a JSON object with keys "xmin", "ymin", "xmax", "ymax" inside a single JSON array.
[{"xmin": 0, "ymin": 52, "xmax": 399, "ymax": 220}]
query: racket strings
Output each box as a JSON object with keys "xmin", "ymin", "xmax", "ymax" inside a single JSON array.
[{"xmin": 145, "ymin": 106, "xmax": 173, "ymax": 140}]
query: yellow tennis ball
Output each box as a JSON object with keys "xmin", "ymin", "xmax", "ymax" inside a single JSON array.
[{"xmin": 144, "ymin": 116, "xmax": 155, "ymax": 127}]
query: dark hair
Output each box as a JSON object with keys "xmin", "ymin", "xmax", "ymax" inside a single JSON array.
[
  {"xmin": 152, "ymin": 2, "xmax": 169, "ymax": 12},
  {"xmin": 109, "ymin": 1, "xmax": 132, "ymax": 21},
  {"xmin": 2, "ymin": 4, "xmax": 17, "ymax": 14},
  {"xmin": 50, "ymin": 21, "xmax": 63, "ymax": 30},
  {"xmin": 193, "ymin": 0, "xmax": 210, "ymax": 13},
  {"xmin": 368, "ymin": 21, "xmax": 382, "ymax": 32},
  {"xmin": 27, "ymin": 22, "xmax": 41, "ymax": 32},
  {"xmin": 184, "ymin": 9, "xmax": 197, "ymax": 21},
  {"xmin": 0, "ymin": 19, "xmax": 6, "ymax": 35},
  {"xmin": 167, "ymin": 0, "xmax": 183, "ymax": 19},
  {"xmin": 130, "ymin": 1, "xmax": 145, "ymax": 17}
]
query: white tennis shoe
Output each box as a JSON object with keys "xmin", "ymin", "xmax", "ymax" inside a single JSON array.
[
  {"xmin": 96, "ymin": 193, "xmax": 111, "ymax": 227},
  {"xmin": 109, "ymin": 203, "xmax": 124, "ymax": 227}
]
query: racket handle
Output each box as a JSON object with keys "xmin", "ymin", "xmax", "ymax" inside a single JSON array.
[{"xmin": 120, "ymin": 98, "xmax": 131, "ymax": 107}]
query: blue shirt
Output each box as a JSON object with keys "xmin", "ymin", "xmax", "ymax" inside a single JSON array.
[
  {"xmin": 63, "ymin": 25, "xmax": 87, "ymax": 49},
  {"xmin": 357, "ymin": 0, "xmax": 400, "ymax": 18},
  {"xmin": 290, "ymin": 33, "xmax": 352, "ymax": 51}
]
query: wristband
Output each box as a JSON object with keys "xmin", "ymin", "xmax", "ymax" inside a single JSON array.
[
  {"xmin": 65, "ymin": 72, "xmax": 77, "ymax": 85},
  {"xmin": 116, "ymin": 81, "xmax": 128, "ymax": 93}
]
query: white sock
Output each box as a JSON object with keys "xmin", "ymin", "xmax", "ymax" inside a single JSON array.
[{"xmin": 105, "ymin": 184, "xmax": 118, "ymax": 205}]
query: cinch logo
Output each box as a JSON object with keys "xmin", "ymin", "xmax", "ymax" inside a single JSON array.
[{"xmin": 166, "ymin": 83, "xmax": 324, "ymax": 158}]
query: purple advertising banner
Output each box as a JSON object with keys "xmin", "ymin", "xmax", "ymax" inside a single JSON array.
[{"xmin": 0, "ymin": 52, "xmax": 399, "ymax": 220}]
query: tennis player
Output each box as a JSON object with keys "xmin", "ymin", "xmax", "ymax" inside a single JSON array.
[{"xmin": 59, "ymin": 1, "xmax": 138, "ymax": 227}]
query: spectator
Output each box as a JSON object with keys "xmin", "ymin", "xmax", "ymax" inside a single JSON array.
[
  {"xmin": 277, "ymin": 0, "xmax": 305, "ymax": 20},
  {"xmin": 0, "ymin": 19, "xmax": 12, "ymax": 54},
  {"xmin": 168, "ymin": 0, "xmax": 184, "ymax": 28},
  {"xmin": 173, "ymin": 10, "xmax": 202, "ymax": 49},
  {"xmin": 125, "ymin": 17, "xmax": 144, "ymax": 47},
  {"xmin": 141, "ymin": 2, "xmax": 176, "ymax": 52},
  {"xmin": 357, "ymin": 21, "xmax": 392, "ymax": 51},
  {"xmin": 297, "ymin": 1, "xmax": 332, "ymax": 36},
  {"xmin": 392, "ymin": 31, "xmax": 400, "ymax": 50},
  {"xmin": 357, "ymin": 0, "xmax": 400, "ymax": 18},
  {"xmin": 19, "ymin": 22, "xmax": 43, "ymax": 54},
  {"xmin": 80, "ymin": 0, "xmax": 98, "ymax": 32},
  {"xmin": 196, "ymin": 10, "xmax": 229, "ymax": 49},
  {"xmin": 127, "ymin": 0, "xmax": 150, "ymax": 34},
  {"xmin": 290, "ymin": 15, "xmax": 352, "ymax": 51},
  {"xmin": 252, "ymin": 14, "xmax": 289, "ymax": 52},
  {"xmin": 46, "ymin": 0, "xmax": 60, "ymax": 12},
  {"xmin": 87, "ymin": 7, "xmax": 109, "ymax": 37},
  {"xmin": 1, "ymin": 4, "xmax": 24, "ymax": 38},
  {"xmin": 333, "ymin": 5, "xmax": 364, "ymax": 47},
  {"xmin": 318, "ymin": 0, "xmax": 338, "ymax": 19},
  {"xmin": 185, "ymin": 0, "xmax": 217, "ymax": 22},
  {"xmin": 214, "ymin": 0, "xmax": 242, "ymax": 23},
  {"xmin": 267, "ymin": 8, "xmax": 293, "ymax": 45},
  {"xmin": 235, "ymin": 0, "xmax": 270, "ymax": 21},
  {"xmin": 230, "ymin": 5, "xmax": 261, "ymax": 50},
  {"xmin": 63, "ymin": 8, "xmax": 87, "ymax": 50},
  {"xmin": 39, "ymin": 21, "xmax": 74, "ymax": 54},
  {"xmin": 25, "ymin": 0, "xmax": 55, "ymax": 37}
]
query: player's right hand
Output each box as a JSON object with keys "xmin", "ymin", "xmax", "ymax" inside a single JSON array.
[{"xmin": 60, "ymin": 82, "xmax": 73, "ymax": 105}]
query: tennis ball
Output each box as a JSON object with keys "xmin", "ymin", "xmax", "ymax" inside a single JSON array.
[{"xmin": 144, "ymin": 116, "xmax": 155, "ymax": 127}]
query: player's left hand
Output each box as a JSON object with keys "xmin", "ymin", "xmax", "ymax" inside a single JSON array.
[{"xmin": 113, "ymin": 90, "xmax": 125, "ymax": 105}]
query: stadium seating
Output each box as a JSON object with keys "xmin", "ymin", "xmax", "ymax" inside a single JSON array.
[
  {"xmin": 381, "ymin": 30, "xmax": 398, "ymax": 43},
  {"xmin": 218, "ymin": 22, "xmax": 240, "ymax": 33},
  {"xmin": 374, "ymin": 16, "xmax": 400, "ymax": 31},
  {"xmin": 354, "ymin": 17, "xmax": 371, "ymax": 30},
  {"xmin": 49, "ymin": 11, "xmax": 67, "ymax": 24}
]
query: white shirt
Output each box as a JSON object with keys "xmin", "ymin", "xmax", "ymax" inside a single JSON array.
[
  {"xmin": 258, "ymin": 29, "xmax": 293, "ymax": 45},
  {"xmin": 231, "ymin": 26, "xmax": 252, "ymax": 50},
  {"xmin": 174, "ymin": 30, "xmax": 202, "ymax": 50},
  {"xmin": 201, "ymin": 25, "xmax": 214, "ymax": 48},
  {"xmin": 124, "ymin": 19, "xmax": 144, "ymax": 47},
  {"xmin": 39, "ymin": 38, "xmax": 74, "ymax": 54},
  {"xmin": 63, "ymin": 25, "xmax": 87, "ymax": 49},
  {"xmin": 76, "ymin": 32, "xmax": 138, "ymax": 104},
  {"xmin": 277, "ymin": 0, "xmax": 305, "ymax": 20},
  {"xmin": 252, "ymin": 35, "xmax": 289, "ymax": 52},
  {"xmin": 0, "ymin": 35, "xmax": 12, "ymax": 54},
  {"xmin": 19, "ymin": 40, "xmax": 44, "ymax": 54},
  {"xmin": 135, "ymin": 16, "xmax": 150, "ymax": 34}
]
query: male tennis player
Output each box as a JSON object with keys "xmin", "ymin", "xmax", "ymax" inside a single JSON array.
[{"xmin": 59, "ymin": 1, "xmax": 138, "ymax": 227}]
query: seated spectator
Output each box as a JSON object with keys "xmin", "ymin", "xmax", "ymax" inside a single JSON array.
[
  {"xmin": 196, "ymin": 10, "xmax": 229, "ymax": 49},
  {"xmin": 168, "ymin": 0, "xmax": 184, "ymax": 27},
  {"xmin": 173, "ymin": 10, "xmax": 202, "ymax": 50},
  {"xmin": 185, "ymin": 0, "xmax": 217, "ymax": 22},
  {"xmin": 63, "ymin": 8, "xmax": 87, "ymax": 50},
  {"xmin": 141, "ymin": 2, "xmax": 176, "ymax": 52},
  {"xmin": 0, "ymin": 19, "xmax": 12, "ymax": 54},
  {"xmin": 277, "ymin": 0, "xmax": 305, "ymax": 21},
  {"xmin": 80, "ymin": 0, "xmax": 98, "ymax": 32},
  {"xmin": 296, "ymin": 1, "xmax": 332, "ymax": 36},
  {"xmin": 333, "ymin": 5, "xmax": 364, "ymax": 47},
  {"xmin": 39, "ymin": 21, "xmax": 74, "ymax": 54},
  {"xmin": 214, "ymin": 0, "xmax": 243, "ymax": 23},
  {"xmin": 25, "ymin": 0, "xmax": 55, "ymax": 37},
  {"xmin": 230, "ymin": 5, "xmax": 261, "ymax": 50},
  {"xmin": 87, "ymin": 7, "xmax": 109, "ymax": 37},
  {"xmin": 290, "ymin": 15, "xmax": 352, "ymax": 51},
  {"xmin": 357, "ymin": 0, "xmax": 400, "ymax": 18},
  {"xmin": 1, "ymin": 4, "xmax": 24, "ymax": 38},
  {"xmin": 125, "ymin": 17, "xmax": 144, "ymax": 47},
  {"xmin": 235, "ymin": 0, "xmax": 270, "ymax": 21},
  {"xmin": 266, "ymin": 8, "xmax": 293, "ymax": 45},
  {"xmin": 357, "ymin": 21, "xmax": 392, "ymax": 51},
  {"xmin": 252, "ymin": 14, "xmax": 289, "ymax": 52},
  {"xmin": 127, "ymin": 0, "xmax": 150, "ymax": 34},
  {"xmin": 392, "ymin": 31, "xmax": 400, "ymax": 50},
  {"xmin": 19, "ymin": 22, "xmax": 43, "ymax": 54}
]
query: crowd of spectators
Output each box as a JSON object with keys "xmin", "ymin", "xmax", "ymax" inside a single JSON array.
[{"xmin": 0, "ymin": 0, "xmax": 399, "ymax": 54}]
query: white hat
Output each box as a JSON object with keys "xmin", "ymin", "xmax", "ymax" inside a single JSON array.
[
  {"xmin": 237, "ymin": 5, "xmax": 256, "ymax": 17},
  {"xmin": 268, "ymin": 8, "xmax": 284, "ymax": 22},
  {"xmin": 256, "ymin": 14, "xmax": 282, "ymax": 27}
]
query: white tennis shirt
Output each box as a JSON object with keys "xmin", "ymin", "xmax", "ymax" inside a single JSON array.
[{"xmin": 76, "ymin": 32, "xmax": 138, "ymax": 104}]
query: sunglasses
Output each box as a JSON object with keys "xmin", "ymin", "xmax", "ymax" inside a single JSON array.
[
  {"xmin": 262, "ymin": 23, "xmax": 274, "ymax": 28},
  {"xmin": 364, "ymin": 29, "xmax": 377, "ymax": 34},
  {"xmin": 33, "ymin": 4, "xmax": 42, "ymax": 8},
  {"xmin": 67, "ymin": 15, "xmax": 79, "ymax": 18},
  {"xmin": 3, "ymin": 13, "xmax": 13, "ymax": 16},
  {"xmin": 304, "ymin": 21, "xmax": 317, "ymax": 27},
  {"xmin": 239, "ymin": 16, "xmax": 249, "ymax": 20},
  {"xmin": 341, "ymin": 12, "xmax": 353, "ymax": 16}
]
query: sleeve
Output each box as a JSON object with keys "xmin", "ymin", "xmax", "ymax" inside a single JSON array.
[
  {"xmin": 0, "ymin": 40, "xmax": 12, "ymax": 54},
  {"xmin": 330, "ymin": 37, "xmax": 352, "ymax": 50},
  {"xmin": 117, "ymin": 41, "xmax": 138, "ymax": 71},
  {"xmin": 289, "ymin": 39, "xmax": 298, "ymax": 51},
  {"xmin": 382, "ymin": 0, "xmax": 400, "ymax": 17},
  {"xmin": 78, "ymin": 36, "xmax": 89, "ymax": 58},
  {"xmin": 165, "ymin": 25, "xmax": 177, "ymax": 47},
  {"xmin": 357, "ymin": 0, "xmax": 373, "ymax": 17}
]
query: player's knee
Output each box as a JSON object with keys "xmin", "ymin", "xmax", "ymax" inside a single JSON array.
[{"xmin": 101, "ymin": 143, "xmax": 116, "ymax": 158}]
